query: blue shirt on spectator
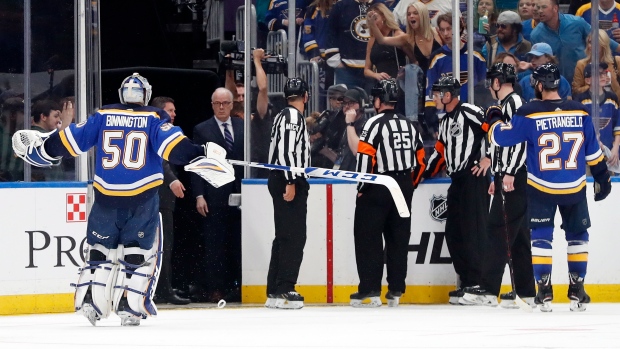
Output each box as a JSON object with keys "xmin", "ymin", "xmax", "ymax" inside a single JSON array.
[
  {"xmin": 530, "ymin": 13, "xmax": 618, "ymax": 83},
  {"xmin": 521, "ymin": 19, "xmax": 537, "ymax": 41}
]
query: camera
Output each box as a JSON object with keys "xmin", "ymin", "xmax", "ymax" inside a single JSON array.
[{"xmin": 219, "ymin": 40, "xmax": 288, "ymax": 76}]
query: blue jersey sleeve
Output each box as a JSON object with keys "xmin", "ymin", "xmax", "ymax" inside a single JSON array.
[
  {"xmin": 489, "ymin": 114, "xmax": 530, "ymax": 148},
  {"xmin": 57, "ymin": 113, "xmax": 103, "ymax": 157}
]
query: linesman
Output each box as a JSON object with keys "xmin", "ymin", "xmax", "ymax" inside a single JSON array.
[
  {"xmin": 423, "ymin": 76, "xmax": 492, "ymax": 305},
  {"xmin": 350, "ymin": 79, "xmax": 426, "ymax": 308},
  {"xmin": 265, "ymin": 77, "xmax": 311, "ymax": 310},
  {"xmin": 463, "ymin": 63, "xmax": 536, "ymax": 308}
]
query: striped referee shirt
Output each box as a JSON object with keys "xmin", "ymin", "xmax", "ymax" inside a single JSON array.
[
  {"xmin": 490, "ymin": 92, "xmax": 526, "ymax": 175},
  {"xmin": 425, "ymin": 102, "xmax": 489, "ymax": 177},
  {"xmin": 356, "ymin": 110, "xmax": 426, "ymax": 190},
  {"xmin": 268, "ymin": 106, "xmax": 310, "ymax": 184}
]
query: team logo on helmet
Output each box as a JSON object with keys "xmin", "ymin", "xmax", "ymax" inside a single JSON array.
[
  {"xmin": 351, "ymin": 15, "xmax": 371, "ymax": 42},
  {"xmin": 430, "ymin": 195, "xmax": 448, "ymax": 222}
]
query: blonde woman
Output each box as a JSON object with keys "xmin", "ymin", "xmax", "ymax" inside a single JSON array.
[
  {"xmin": 367, "ymin": 2, "xmax": 441, "ymax": 72},
  {"xmin": 573, "ymin": 29, "xmax": 620, "ymax": 100},
  {"xmin": 363, "ymin": 3, "xmax": 409, "ymax": 81}
]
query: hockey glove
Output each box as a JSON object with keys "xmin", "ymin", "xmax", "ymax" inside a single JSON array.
[
  {"xmin": 12, "ymin": 129, "xmax": 61, "ymax": 167},
  {"xmin": 485, "ymin": 105, "xmax": 504, "ymax": 126},
  {"xmin": 594, "ymin": 177, "xmax": 611, "ymax": 201}
]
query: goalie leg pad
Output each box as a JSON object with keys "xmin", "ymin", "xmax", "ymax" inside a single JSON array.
[{"xmin": 72, "ymin": 244, "xmax": 118, "ymax": 322}]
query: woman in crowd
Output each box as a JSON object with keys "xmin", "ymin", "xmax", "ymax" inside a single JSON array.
[
  {"xmin": 517, "ymin": 0, "xmax": 535, "ymax": 20},
  {"xmin": 468, "ymin": 0, "xmax": 499, "ymax": 54},
  {"xmin": 573, "ymin": 29, "xmax": 620, "ymax": 101}
]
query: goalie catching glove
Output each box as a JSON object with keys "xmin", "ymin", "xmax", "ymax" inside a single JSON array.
[{"xmin": 12, "ymin": 129, "xmax": 62, "ymax": 167}]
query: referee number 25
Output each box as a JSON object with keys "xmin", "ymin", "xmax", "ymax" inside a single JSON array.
[{"xmin": 393, "ymin": 133, "xmax": 412, "ymax": 149}]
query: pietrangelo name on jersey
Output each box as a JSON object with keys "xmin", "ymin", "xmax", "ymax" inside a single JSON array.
[
  {"xmin": 535, "ymin": 116, "xmax": 584, "ymax": 131},
  {"xmin": 105, "ymin": 115, "xmax": 148, "ymax": 128}
]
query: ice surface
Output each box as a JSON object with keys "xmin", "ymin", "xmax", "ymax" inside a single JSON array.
[{"xmin": 0, "ymin": 303, "xmax": 619, "ymax": 348}]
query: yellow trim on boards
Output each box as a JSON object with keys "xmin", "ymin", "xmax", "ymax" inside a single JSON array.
[{"xmin": 0, "ymin": 293, "xmax": 73, "ymax": 315}]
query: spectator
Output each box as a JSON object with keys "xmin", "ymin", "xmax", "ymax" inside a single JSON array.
[
  {"xmin": 573, "ymin": 30, "xmax": 620, "ymax": 101},
  {"xmin": 518, "ymin": 43, "xmax": 572, "ymax": 101},
  {"xmin": 325, "ymin": 0, "xmax": 379, "ymax": 92},
  {"xmin": 482, "ymin": 11, "xmax": 531, "ymax": 66},
  {"xmin": 467, "ymin": 0, "xmax": 500, "ymax": 54},
  {"xmin": 575, "ymin": 0, "xmax": 620, "ymax": 43},
  {"xmin": 265, "ymin": 0, "xmax": 307, "ymax": 32},
  {"xmin": 191, "ymin": 88, "xmax": 244, "ymax": 303},
  {"xmin": 518, "ymin": 0, "xmax": 535, "ymax": 20},
  {"xmin": 521, "ymin": 0, "xmax": 539, "ymax": 41},
  {"xmin": 309, "ymin": 84, "xmax": 348, "ymax": 168},
  {"xmin": 425, "ymin": 13, "xmax": 487, "ymax": 135},
  {"xmin": 150, "ymin": 96, "xmax": 190, "ymax": 306},
  {"xmin": 334, "ymin": 87, "xmax": 370, "ymax": 171},
  {"xmin": 30, "ymin": 99, "xmax": 63, "ymax": 181},
  {"xmin": 573, "ymin": 63, "xmax": 620, "ymax": 165},
  {"xmin": 530, "ymin": 0, "xmax": 620, "ymax": 84},
  {"xmin": 393, "ymin": 0, "xmax": 459, "ymax": 28}
]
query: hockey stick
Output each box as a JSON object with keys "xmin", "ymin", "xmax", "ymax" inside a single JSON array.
[
  {"xmin": 227, "ymin": 160, "xmax": 410, "ymax": 218},
  {"xmin": 499, "ymin": 185, "xmax": 533, "ymax": 313}
]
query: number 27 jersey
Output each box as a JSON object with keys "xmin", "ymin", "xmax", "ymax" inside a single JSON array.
[{"xmin": 489, "ymin": 99, "xmax": 605, "ymax": 204}]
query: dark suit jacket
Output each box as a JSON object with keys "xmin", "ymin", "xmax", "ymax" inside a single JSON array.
[
  {"xmin": 192, "ymin": 116, "xmax": 244, "ymax": 208},
  {"xmin": 159, "ymin": 160, "xmax": 178, "ymax": 211}
]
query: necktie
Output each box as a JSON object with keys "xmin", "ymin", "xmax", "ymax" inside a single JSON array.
[{"xmin": 222, "ymin": 122, "xmax": 234, "ymax": 153}]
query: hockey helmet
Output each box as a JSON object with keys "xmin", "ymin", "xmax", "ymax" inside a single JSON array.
[
  {"xmin": 530, "ymin": 63, "xmax": 560, "ymax": 90},
  {"xmin": 371, "ymin": 79, "xmax": 399, "ymax": 104},
  {"xmin": 284, "ymin": 77, "xmax": 309, "ymax": 99},
  {"xmin": 485, "ymin": 62, "xmax": 517, "ymax": 88},
  {"xmin": 431, "ymin": 75, "xmax": 461, "ymax": 99},
  {"xmin": 118, "ymin": 73, "xmax": 152, "ymax": 106}
]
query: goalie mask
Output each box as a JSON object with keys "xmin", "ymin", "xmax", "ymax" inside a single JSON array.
[{"xmin": 119, "ymin": 73, "xmax": 152, "ymax": 106}]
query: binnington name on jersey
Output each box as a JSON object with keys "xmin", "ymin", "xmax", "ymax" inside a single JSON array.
[{"xmin": 105, "ymin": 115, "xmax": 148, "ymax": 128}]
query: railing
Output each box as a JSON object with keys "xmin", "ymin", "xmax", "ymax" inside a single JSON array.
[
  {"xmin": 297, "ymin": 62, "xmax": 320, "ymax": 115},
  {"xmin": 204, "ymin": 0, "xmax": 224, "ymax": 47},
  {"xmin": 266, "ymin": 30, "xmax": 288, "ymax": 99},
  {"xmin": 235, "ymin": 5, "xmax": 257, "ymax": 47}
]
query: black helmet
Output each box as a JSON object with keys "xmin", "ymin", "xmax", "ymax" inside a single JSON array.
[
  {"xmin": 431, "ymin": 75, "xmax": 461, "ymax": 98},
  {"xmin": 371, "ymin": 79, "xmax": 399, "ymax": 104},
  {"xmin": 530, "ymin": 63, "xmax": 560, "ymax": 89},
  {"xmin": 485, "ymin": 62, "xmax": 517, "ymax": 88},
  {"xmin": 284, "ymin": 77, "xmax": 309, "ymax": 99}
]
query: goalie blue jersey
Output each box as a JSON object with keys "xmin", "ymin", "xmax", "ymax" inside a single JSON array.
[
  {"xmin": 53, "ymin": 104, "xmax": 197, "ymax": 207},
  {"xmin": 489, "ymin": 99, "xmax": 605, "ymax": 205}
]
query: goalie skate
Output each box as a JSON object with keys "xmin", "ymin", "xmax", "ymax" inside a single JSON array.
[
  {"xmin": 81, "ymin": 300, "xmax": 100, "ymax": 326},
  {"xmin": 568, "ymin": 273, "xmax": 590, "ymax": 312},
  {"xmin": 385, "ymin": 291, "xmax": 402, "ymax": 307},
  {"xmin": 350, "ymin": 291, "xmax": 381, "ymax": 308},
  {"xmin": 535, "ymin": 274, "xmax": 553, "ymax": 312},
  {"xmin": 274, "ymin": 291, "xmax": 304, "ymax": 310}
]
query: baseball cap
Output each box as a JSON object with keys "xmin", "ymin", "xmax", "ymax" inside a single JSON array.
[
  {"xmin": 327, "ymin": 84, "xmax": 347, "ymax": 97},
  {"xmin": 497, "ymin": 11, "xmax": 521, "ymax": 25},
  {"xmin": 584, "ymin": 62, "xmax": 608, "ymax": 78},
  {"xmin": 343, "ymin": 88, "xmax": 368, "ymax": 107},
  {"xmin": 527, "ymin": 43, "xmax": 553, "ymax": 58}
]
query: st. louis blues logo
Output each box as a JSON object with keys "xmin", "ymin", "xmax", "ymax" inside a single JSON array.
[{"xmin": 429, "ymin": 195, "xmax": 447, "ymax": 222}]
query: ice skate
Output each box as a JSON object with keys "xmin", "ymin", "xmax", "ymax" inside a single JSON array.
[
  {"xmin": 274, "ymin": 291, "xmax": 304, "ymax": 309},
  {"xmin": 568, "ymin": 273, "xmax": 590, "ymax": 312},
  {"xmin": 264, "ymin": 294, "xmax": 277, "ymax": 309},
  {"xmin": 448, "ymin": 288, "xmax": 467, "ymax": 305},
  {"xmin": 116, "ymin": 297, "xmax": 141, "ymax": 326},
  {"xmin": 462, "ymin": 286, "xmax": 498, "ymax": 306},
  {"xmin": 534, "ymin": 274, "xmax": 553, "ymax": 312},
  {"xmin": 80, "ymin": 291, "xmax": 100, "ymax": 326},
  {"xmin": 350, "ymin": 291, "xmax": 381, "ymax": 308},
  {"xmin": 385, "ymin": 291, "xmax": 402, "ymax": 307},
  {"xmin": 499, "ymin": 291, "xmax": 536, "ymax": 309}
]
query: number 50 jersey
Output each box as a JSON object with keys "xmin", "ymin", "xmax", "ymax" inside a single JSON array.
[
  {"xmin": 489, "ymin": 99, "xmax": 605, "ymax": 205},
  {"xmin": 50, "ymin": 103, "xmax": 201, "ymax": 207}
]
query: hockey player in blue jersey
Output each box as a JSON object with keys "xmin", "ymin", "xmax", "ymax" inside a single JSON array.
[
  {"xmin": 11, "ymin": 73, "xmax": 224, "ymax": 326},
  {"xmin": 488, "ymin": 63, "xmax": 612, "ymax": 312}
]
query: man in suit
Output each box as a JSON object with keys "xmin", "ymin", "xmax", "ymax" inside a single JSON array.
[{"xmin": 191, "ymin": 88, "xmax": 244, "ymax": 303}]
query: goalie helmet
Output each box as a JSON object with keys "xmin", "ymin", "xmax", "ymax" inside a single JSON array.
[
  {"xmin": 431, "ymin": 75, "xmax": 461, "ymax": 98},
  {"xmin": 485, "ymin": 62, "xmax": 517, "ymax": 88},
  {"xmin": 530, "ymin": 63, "xmax": 560, "ymax": 90},
  {"xmin": 284, "ymin": 77, "xmax": 309, "ymax": 99},
  {"xmin": 371, "ymin": 79, "xmax": 399, "ymax": 104},
  {"xmin": 118, "ymin": 73, "xmax": 152, "ymax": 106}
]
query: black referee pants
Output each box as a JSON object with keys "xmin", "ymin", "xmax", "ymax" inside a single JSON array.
[
  {"xmin": 445, "ymin": 171, "xmax": 490, "ymax": 288},
  {"xmin": 481, "ymin": 171, "xmax": 535, "ymax": 297},
  {"xmin": 266, "ymin": 171, "xmax": 309, "ymax": 295},
  {"xmin": 353, "ymin": 172, "xmax": 414, "ymax": 294}
]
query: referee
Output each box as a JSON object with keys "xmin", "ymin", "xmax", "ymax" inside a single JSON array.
[
  {"xmin": 265, "ymin": 77, "xmax": 310, "ymax": 310},
  {"xmin": 463, "ymin": 63, "xmax": 535, "ymax": 307},
  {"xmin": 350, "ymin": 79, "xmax": 426, "ymax": 308},
  {"xmin": 423, "ymin": 76, "xmax": 491, "ymax": 305}
]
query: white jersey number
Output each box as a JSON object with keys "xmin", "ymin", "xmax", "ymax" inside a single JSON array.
[
  {"xmin": 538, "ymin": 132, "xmax": 584, "ymax": 170},
  {"xmin": 102, "ymin": 130, "xmax": 148, "ymax": 169}
]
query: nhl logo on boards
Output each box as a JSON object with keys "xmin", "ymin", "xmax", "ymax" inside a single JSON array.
[
  {"xmin": 429, "ymin": 195, "xmax": 447, "ymax": 222},
  {"xmin": 66, "ymin": 193, "xmax": 87, "ymax": 222}
]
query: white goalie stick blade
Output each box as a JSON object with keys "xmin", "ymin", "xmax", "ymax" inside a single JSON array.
[
  {"xmin": 184, "ymin": 156, "xmax": 235, "ymax": 188},
  {"xmin": 514, "ymin": 295, "xmax": 533, "ymax": 313},
  {"xmin": 227, "ymin": 160, "xmax": 411, "ymax": 218}
]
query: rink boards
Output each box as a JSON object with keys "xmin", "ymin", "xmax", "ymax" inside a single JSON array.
[{"xmin": 1, "ymin": 179, "xmax": 620, "ymax": 315}]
